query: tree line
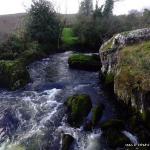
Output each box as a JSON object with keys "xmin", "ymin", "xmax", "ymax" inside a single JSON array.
[
  {"xmin": 0, "ymin": 0, "xmax": 150, "ymax": 58},
  {"xmin": 73, "ymin": 0, "xmax": 150, "ymax": 50}
]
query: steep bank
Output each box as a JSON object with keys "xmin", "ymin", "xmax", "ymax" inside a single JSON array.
[{"xmin": 100, "ymin": 28, "xmax": 150, "ymax": 112}]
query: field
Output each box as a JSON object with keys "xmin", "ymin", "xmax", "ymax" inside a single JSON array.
[{"xmin": 62, "ymin": 28, "xmax": 79, "ymax": 46}]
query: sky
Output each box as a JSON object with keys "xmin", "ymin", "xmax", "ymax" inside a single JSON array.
[{"xmin": 0, "ymin": 0, "xmax": 150, "ymax": 15}]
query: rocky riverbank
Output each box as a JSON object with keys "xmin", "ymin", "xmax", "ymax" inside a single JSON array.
[{"xmin": 99, "ymin": 28, "xmax": 150, "ymax": 144}]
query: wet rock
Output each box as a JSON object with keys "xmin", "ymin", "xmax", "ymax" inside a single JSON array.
[
  {"xmin": 65, "ymin": 94, "xmax": 92, "ymax": 127},
  {"xmin": 100, "ymin": 119, "xmax": 125, "ymax": 131},
  {"xmin": 128, "ymin": 111, "xmax": 150, "ymax": 143},
  {"xmin": 92, "ymin": 104, "xmax": 104, "ymax": 126},
  {"xmin": 101, "ymin": 129, "xmax": 131, "ymax": 149},
  {"xmin": 61, "ymin": 134, "xmax": 74, "ymax": 150},
  {"xmin": 68, "ymin": 54, "xmax": 100, "ymax": 71}
]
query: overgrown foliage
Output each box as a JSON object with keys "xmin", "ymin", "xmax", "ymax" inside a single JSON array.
[
  {"xmin": 26, "ymin": 0, "xmax": 61, "ymax": 51},
  {"xmin": 74, "ymin": 0, "xmax": 150, "ymax": 50}
]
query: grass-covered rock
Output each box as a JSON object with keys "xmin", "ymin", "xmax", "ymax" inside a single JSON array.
[
  {"xmin": 92, "ymin": 104, "xmax": 104, "ymax": 126},
  {"xmin": 0, "ymin": 60, "xmax": 30, "ymax": 90},
  {"xmin": 68, "ymin": 54, "xmax": 100, "ymax": 71},
  {"xmin": 65, "ymin": 94, "xmax": 92, "ymax": 127}
]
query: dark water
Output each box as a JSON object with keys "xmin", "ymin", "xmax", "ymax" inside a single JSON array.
[{"xmin": 0, "ymin": 51, "xmax": 136, "ymax": 150}]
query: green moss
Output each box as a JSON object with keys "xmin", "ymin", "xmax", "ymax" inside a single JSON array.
[
  {"xmin": 68, "ymin": 54, "xmax": 100, "ymax": 71},
  {"xmin": 92, "ymin": 105, "xmax": 104, "ymax": 126},
  {"xmin": 62, "ymin": 28, "xmax": 79, "ymax": 46},
  {"xmin": 141, "ymin": 109, "xmax": 150, "ymax": 129},
  {"xmin": 101, "ymin": 36, "xmax": 114, "ymax": 52},
  {"xmin": 105, "ymin": 73, "xmax": 114, "ymax": 85},
  {"xmin": 0, "ymin": 60, "xmax": 30, "ymax": 90},
  {"xmin": 66, "ymin": 94, "xmax": 92, "ymax": 127}
]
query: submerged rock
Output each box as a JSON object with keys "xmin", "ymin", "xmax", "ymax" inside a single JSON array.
[
  {"xmin": 100, "ymin": 119, "xmax": 125, "ymax": 131},
  {"xmin": 92, "ymin": 104, "xmax": 104, "ymax": 126},
  {"xmin": 61, "ymin": 134, "xmax": 74, "ymax": 150},
  {"xmin": 0, "ymin": 60, "xmax": 30, "ymax": 90},
  {"xmin": 68, "ymin": 54, "xmax": 100, "ymax": 71},
  {"xmin": 101, "ymin": 128, "xmax": 131, "ymax": 149},
  {"xmin": 65, "ymin": 94, "xmax": 92, "ymax": 127},
  {"xmin": 100, "ymin": 119, "xmax": 130, "ymax": 149}
]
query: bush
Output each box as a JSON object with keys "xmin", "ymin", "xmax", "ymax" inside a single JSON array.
[{"xmin": 0, "ymin": 60, "xmax": 30, "ymax": 90}]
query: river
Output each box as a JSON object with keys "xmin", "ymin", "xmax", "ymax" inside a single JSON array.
[{"xmin": 0, "ymin": 51, "xmax": 137, "ymax": 150}]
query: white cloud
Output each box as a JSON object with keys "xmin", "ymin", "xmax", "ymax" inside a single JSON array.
[
  {"xmin": 114, "ymin": 0, "xmax": 150, "ymax": 15},
  {"xmin": 0, "ymin": 0, "xmax": 150, "ymax": 15}
]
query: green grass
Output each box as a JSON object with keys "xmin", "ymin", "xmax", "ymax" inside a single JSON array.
[
  {"xmin": 62, "ymin": 28, "xmax": 79, "ymax": 46},
  {"xmin": 115, "ymin": 41, "xmax": 150, "ymax": 94}
]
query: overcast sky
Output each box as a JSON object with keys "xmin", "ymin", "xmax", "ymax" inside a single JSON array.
[{"xmin": 0, "ymin": 0, "xmax": 150, "ymax": 15}]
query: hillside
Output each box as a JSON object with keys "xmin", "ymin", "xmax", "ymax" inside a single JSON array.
[
  {"xmin": 0, "ymin": 13, "xmax": 77, "ymax": 43},
  {"xmin": 0, "ymin": 13, "xmax": 26, "ymax": 42}
]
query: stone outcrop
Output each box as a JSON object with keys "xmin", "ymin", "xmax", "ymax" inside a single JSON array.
[
  {"xmin": 99, "ymin": 28, "xmax": 150, "ymax": 112},
  {"xmin": 100, "ymin": 28, "xmax": 150, "ymax": 73}
]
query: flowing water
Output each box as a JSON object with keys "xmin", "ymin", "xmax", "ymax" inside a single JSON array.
[{"xmin": 0, "ymin": 51, "xmax": 137, "ymax": 150}]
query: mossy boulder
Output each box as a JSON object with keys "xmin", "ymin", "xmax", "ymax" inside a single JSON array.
[
  {"xmin": 68, "ymin": 54, "xmax": 100, "ymax": 71},
  {"xmin": 101, "ymin": 129, "xmax": 131, "ymax": 149},
  {"xmin": 141, "ymin": 109, "xmax": 150, "ymax": 129},
  {"xmin": 61, "ymin": 134, "xmax": 74, "ymax": 150},
  {"xmin": 65, "ymin": 94, "xmax": 92, "ymax": 127},
  {"xmin": 101, "ymin": 119, "xmax": 125, "ymax": 131},
  {"xmin": 0, "ymin": 60, "xmax": 30, "ymax": 90},
  {"xmin": 104, "ymin": 73, "xmax": 114, "ymax": 85},
  {"xmin": 100, "ymin": 119, "xmax": 129, "ymax": 149},
  {"xmin": 92, "ymin": 104, "xmax": 104, "ymax": 126},
  {"xmin": 128, "ymin": 111, "xmax": 150, "ymax": 143}
]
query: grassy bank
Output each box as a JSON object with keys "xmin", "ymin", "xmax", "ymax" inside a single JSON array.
[
  {"xmin": 115, "ymin": 41, "xmax": 150, "ymax": 97},
  {"xmin": 62, "ymin": 28, "xmax": 79, "ymax": 47}
]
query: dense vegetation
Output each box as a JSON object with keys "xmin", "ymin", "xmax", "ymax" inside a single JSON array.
[
  {"xmin": 73, "ymin": 0, "xmax": 150, "ymax": 50},
  {"xmin": 0, "ymin": 0, "xmax": 61, "ymax": 89}
]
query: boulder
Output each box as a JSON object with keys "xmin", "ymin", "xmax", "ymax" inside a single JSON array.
[{"xmin": 65, "ymin": 94, "xmax": 92, "ymax": 127}]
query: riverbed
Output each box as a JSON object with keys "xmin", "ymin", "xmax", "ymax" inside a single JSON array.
[{"xmin": 0, "ymin": 51, "xmax": 130, "ymax": 150}]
